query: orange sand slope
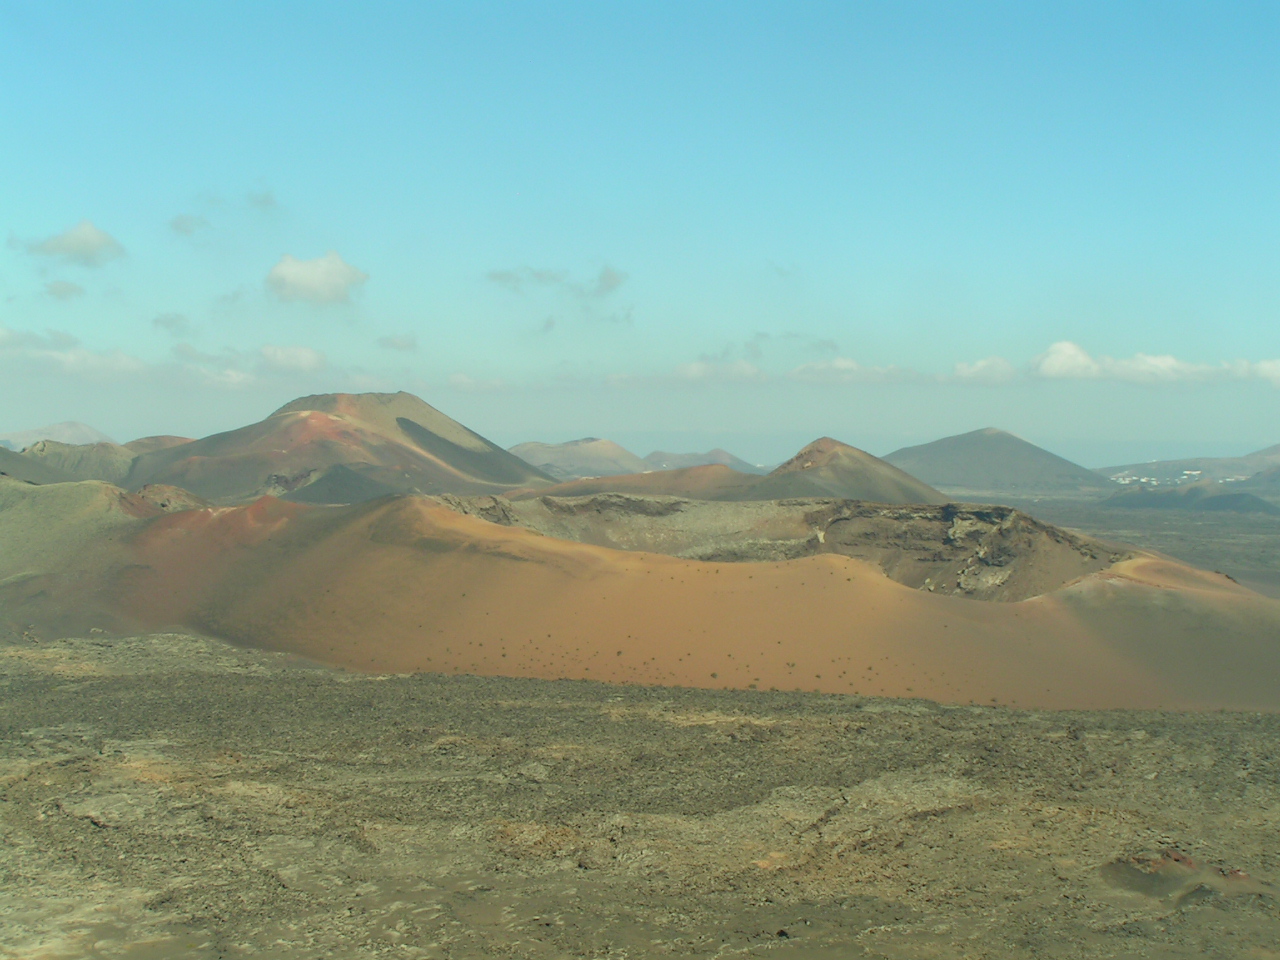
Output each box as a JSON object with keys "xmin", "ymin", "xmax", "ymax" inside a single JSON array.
[{"xmin": 102, "ymin": 493, "xmax": 1280, "ymax": 712}]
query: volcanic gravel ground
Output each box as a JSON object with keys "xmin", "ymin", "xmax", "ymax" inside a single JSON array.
[{"xmin": 1, "ymin": 633, "xmax": 1277, "ymax": 959}]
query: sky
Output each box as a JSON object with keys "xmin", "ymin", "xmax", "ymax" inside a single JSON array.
[{"xmin": 2, "ymin": 1, "xmax": 1278, "ymax": 466}]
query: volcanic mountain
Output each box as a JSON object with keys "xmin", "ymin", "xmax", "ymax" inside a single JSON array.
[
  {"xmin": 508, "ymin": 438, "xmax": 649, "ymax": 480},
  {"xmin": 884, "ymin": 428, "xmax": 1115, "ymax": 499},
  {"xmin": 513, "ymin": 438, "xmax": 945, "ymax": 505},
  {"xmin": 6, "ymin": 476, "xmax": 1280, "ymax": 711},
  {"xmin": 122, "ymin": 392, "xmax": 554, "ymax": 503},
  {"xmin": 643, "ymin": 448, "xmax": 766, "ymax": 474}
]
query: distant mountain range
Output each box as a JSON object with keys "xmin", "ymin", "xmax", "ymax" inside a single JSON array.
[
  {"xmin": 511, "ymin": 437, "xmax": 946, "ymax": 505},
  {"xmin": 1102, "ymin": 481, "xmax": 1279, "ymax": 515},
  {"xmin": 508, "ymin": 438, "xmax": 767, "ymax": 479},
  {"xmin": 508, "ymin": 438, "xmax": 649, "ymax": 480},
  {"xmin": 643, "ymin": 449, "xmax": 766, "ymax": 475},
  {"xmin": 1099, "ymin": 444, "xmax": 1280, "ymax": 486},
  {"xmin": 11, "ymin": 396, "xmax": 1280, "ymax": 510}
]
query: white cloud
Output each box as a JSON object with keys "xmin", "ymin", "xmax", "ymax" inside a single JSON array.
[
  {"xmin": 28, "ymin": 221, "xmax": 124, "ymax": 267},
  {"xmin": 1031, "ymin": 341, "xmax": 1262, "ymax": 384},
  {"xmin": 1032, "ymin": 341, "xmax": 1103, "ymax": 379},
  {"xmin": 44, "ymin": 280, "xmax": 85, "ymax": 301},
  {"xmin": 266, "ymin": 252, "xmax": 368, "ymax": 304},
  {"xmin": 1251, "ymin": 360, "xmax": 1280, "ymax": 386},
  {"xmin": 260, "ymin": 345, "xmax": 326, "ymax": 372},
  {"xmin": 953, "ymin": 356, "xmax": 1017, "ymax": 383}
]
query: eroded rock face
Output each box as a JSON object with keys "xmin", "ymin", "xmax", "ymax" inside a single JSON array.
[{"xmin": 440, "ymin": 494, "xmax": 1130, "ymax": 602}]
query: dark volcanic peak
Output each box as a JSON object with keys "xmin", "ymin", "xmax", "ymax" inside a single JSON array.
[
  {"xmin": 123, "ymin": 391, "xmax": 554, "ymax": 504},
  {"xmin": 755, "ymin": 437, "xmax": 947, "ymax": 504},
  {"xmin": 884, "ymin": 428, "xmax": 1113, "ymax": 498}
]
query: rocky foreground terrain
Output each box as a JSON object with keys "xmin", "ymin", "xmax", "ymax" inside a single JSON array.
[{"xmin": 1, "ymin": 632, "xmax": 1277, "ymax": 959}]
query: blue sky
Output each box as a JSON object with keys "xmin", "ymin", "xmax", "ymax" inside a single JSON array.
[{"xmin": 2, "ymin": 1, "xmax": 1278, "ymax": 465}]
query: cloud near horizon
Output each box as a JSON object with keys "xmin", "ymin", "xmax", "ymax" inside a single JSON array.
[
  {"xmin": 1031, "ymin": 341, "xmax": 1280, "ymax": 386},
  {"xmin": 28, "ymin": 221, "xmax": 125, "ymax": 267},
  {"xmin": 788, "ymin": 356, "xmax": 910, "ymax": 384},
  {"xmin": 676, "ymin": 358, "xmax": 765, "ymax": 382},
  {"xmin": 266, "ymin": 252, "xmax": 368, "ymax": 304},
  {"xmin": 0, "ymin": 324, "xmax": 143, "ymax": 377}
]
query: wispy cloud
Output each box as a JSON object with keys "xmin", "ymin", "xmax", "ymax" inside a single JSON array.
[
  {"xmin": 248, "ymin": 190, "xmax": 278, "ymax": 211},
  {"xmin": 676, "ymin": 358, "xmax": 765, "ymax": 382},
  {"xmin": 153, "ymin": 313, "xmax": 194, "ymax": 338},
  {"xmin": 260, "ymin": 345, "xmax": 326, "ymax": 372},
  {"xmin": 44, "ymin": 280, "xmax": 85, "ymax": 301},
  {"xmin": 788, "ymin": 356, "xmax": 909, "ymax": 383},
  {"xmin": 0, "ymin": 324, "xmax": 143, "ymax": 376},
  {"xmin": 448, "ymin": 372, "xmax": 505, "ymax": 391},
  {"xmin": 266, "ymin": 252, "xmax": 368, "ymax": 304},
  {"xmin": 486, "ymin": 265, "xmax": 627, "ymax": 300},
  {"xmin": 378, "ymin": 334, "xmax": 418, "ymax": 352},
  {"xmin": 27, "ymin": 221, "xmax": 124, "ymax": 267},
  {"xmin": 169, "ymin": 214, "xmax": 209, "ymax": 236}
]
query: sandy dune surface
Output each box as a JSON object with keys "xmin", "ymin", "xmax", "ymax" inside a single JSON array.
[
  {"xmin": 4, "ymin": 478, "xmax": 1280, "ymax": 711},
  {"xmin": 104, "ymin": 495, "xmax": 1280, "ymax": 712}
]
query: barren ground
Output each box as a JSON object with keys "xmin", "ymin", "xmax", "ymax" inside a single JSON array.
[{"xmin": 2, "ymin": 632, "xmax": 1277, "ymax": 959}]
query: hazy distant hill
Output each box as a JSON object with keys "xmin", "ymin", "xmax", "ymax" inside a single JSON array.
[
  {"xmin": 125, "ymin": 392, "xmax": 555, "ymax": 503},
  {"xmin": 508, "ymin": 438, "xmax": 649, "ymax": 480},
  {"xmin": 884, "ymin": 428, "xmax": 1115, "ymax": 499},
  {"xmin": 0, "ymin": 421, "xmax": 114, "ymax": 450},
  {"xmin": 1100, "ymin": 443, "xmax": 1280, "ymax": 486},
  {"xmin": 643, "ymin": 449, "xmax": 766, "ymax": 475},
  {"xmin": 515, "ymin": 437, "xmax": 945, "ymax": 505},
  {"xmin": 1102, "ymin": 481, "xmax": 1280, "ymax": 515}
]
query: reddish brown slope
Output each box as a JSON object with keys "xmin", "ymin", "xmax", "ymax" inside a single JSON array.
[{"xmin": 124, "ymin": 391, "xmax": 554, "ymax": 503}]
